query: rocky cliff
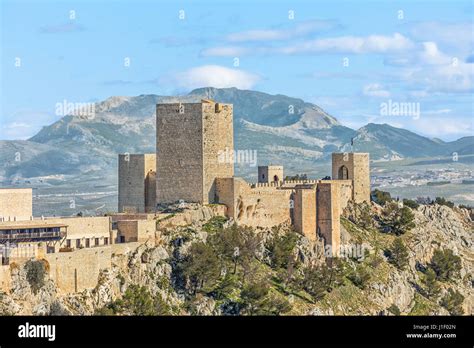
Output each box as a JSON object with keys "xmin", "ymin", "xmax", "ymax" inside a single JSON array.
[{"xmin": 0, "ymin": 203, "xmax": 472, "ymax": 316}]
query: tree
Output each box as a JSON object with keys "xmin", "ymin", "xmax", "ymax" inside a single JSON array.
[
  {"xmin": 285, "ymin": 174, "xmax": 308, "ymax": 181},
  {"xmin": 209, "ymin": 224, "xmax": 261, "ymax": 282},
  {"xmin": 98, "ymin": 285, "xmax": 171, "ymax": 315},
  {"xmin": 299, "ymin": 265, "xmax": 329, "ymax": 301},
  {"xmin": 347, "ymin": 264, "xmax": 371, "ymax": 290},
  {"xmin": 240, "ymin": 279, "xmax": 270, "ymax": 315},
  {"xmin": 386, "ymin": 238, "xmax": 409, "ymax": 270},
  {"xmin": 421, "ymin": 268, "xmax": 441, "ymax": 299},
  {"xmin": 402, "ymin": 199, "xmax": 419, "ymax": 209},
  {"xmin": 182, "ymin": 242, "xmax": 221, "ymax": 293},
  {"xmin": 440, "ymin": 288, "xmax": 464, "ymax": 315},
  {"xmin": 350, "ymin": 202, "xmax": 373, "ymax": 230},
  {"xmin": 267, "ymin": 231, "xmax": 299, "ymax": 270},
  {"xmin": 25, "ymin": 260, "xmax": 46, "ymax": 294},
  {"xmin": 434, "ymin": 197, "xmax": 454, "ymax": 208},
  {"xmin": 240, "ymin": 279, "xmax": 292, "ymax": 315},
  {"xmin": 371, "ymin": 189, "xmax": 392, "ymax": 205},
  {"xmin": 429, "ymin": 249, "xmax": 462, "ymax": 282},
  {"xmin": 381, "ymin": 202, "xmax": 415, "ymax": 235},
  {"xmin": 387, "ymin": 304, "xmax": 401, "ymax": 315}
]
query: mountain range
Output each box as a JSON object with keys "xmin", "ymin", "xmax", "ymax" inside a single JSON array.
[{"xmin": 1, "ymin": 87, "xmax": 472, "ymax": 182}]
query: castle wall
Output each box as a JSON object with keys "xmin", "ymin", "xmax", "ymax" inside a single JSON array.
[
  {"xmin": 215, "ymin": 178, "xmax": 237, "ymax": 218},
  {"xmin": 316, "ymin": 182, "xmax": 341, "ymax": 256},
  {"xmin": 118, "ymin": 154, "xmax": 156, "ymax": 213},
  {"xmin": 332, "ymin": 153, "xmax": 370, "ymax": 203},
  {"xmin": 216, "ymin": 177, "xmax": 292, "ymax": 228},
  {"xmin": 156, "ymin": 103, "xmax": 204, "ymax": 204},
  {"xmin": 0, "ymin": 188, "xmax": 33, "ymax": 221},
  {"xmin": 293, "ymin": 187, "xmax": 317, "ymax": 241},
  {"xmin": 116, "ymin": 219, "xmax": 157, "ymax": 243},
  {"xmin": 202, "ymin": 102, "xmax": 234, "ymax": 204},
  {"xmin": 45, "ymin": 245, "xmax": 112, "ymax": 293}
]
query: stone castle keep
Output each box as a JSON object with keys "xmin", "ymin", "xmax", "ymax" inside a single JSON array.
[{"xmin": 119, "ymin": 99, "xmax": 370, "ymax": 254}]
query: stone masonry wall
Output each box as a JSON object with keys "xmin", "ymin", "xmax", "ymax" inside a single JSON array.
[
  {"xmin": 316, "ymin": 182, "xmax": 341, "ymax": 256},
  {"xmin": 202, "ymin": 101, "xmax": 234, "ymax": 204},
  {"xmin": 156, "ymin": 103, "xmax": 203, "ymax": 204},
  {"xmin": 0, "ymin": 188, "xmax": 33, "ymax": 221},
  {"xmin": 332, "ymin": 153, "xmax": 370, "ymax": 203},
  {"xmin": 293, "ymin": 187, "xmax": 317, "ymax": 241},
  {"xmin": 118, "ymin": 154, "xmax": 156, "ymax": 213}
]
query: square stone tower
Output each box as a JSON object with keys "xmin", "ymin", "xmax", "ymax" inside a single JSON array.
[
  {"xmin": 332, "ymin": 152, "xmax": 370, "ymax": 203},
  {"xmin": 258, "ymin": 165, "xmax": 284, "ymax": 183},
  {"xmin": 118, "ymin": 154, "xmax": 156, "ymax": 213},
  {"xmin": 156, "ymin": 100, "xmax": 234, "ymax": 204}
]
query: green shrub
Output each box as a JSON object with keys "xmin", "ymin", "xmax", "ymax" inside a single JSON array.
[
  {"xmin": 387, "ymin": 304, "xmax": 401, "ymax": 315},
  {"xmin": 267, "ymin": 231, "xmax": 299, "ymax": 270},
  {"xmin": 371, "ymin": 189, "xmax": 392, "ymax": 206},
  {"xmin": 285, "ymin": 174, "xmax": 307, "ymax": 181},
  {"xmin": 381, "ymin": 202, "xmax": 415, "ymax": 235},
  {"xmin": 347, "ymin": 264, "xmax": 371, "ymax": 289},
  {"xmin": 386, "ymin": 238, "xmax": 409, "ymax": 270},
  {"xmin": 182, "ymin": 242, "xmax": 221, "ymax": 294},
  {"xmin": 434, "ymin": 197, "xmax": 454, "ymax": 208},
  {"xmin": 421, "ymin": 268, "xmax": 441, "ymax": 299},
  {"xmin": 202, "ymin": 216, "xmax": 228, "ymax": 233},
  {"xmin": 402, "ymin": 199, "xmax": 419, "ymax": 209},
  {"xmin": 25, "ymin": 260, "xmax": 46, "ymax": 294},
  {"xmin": 440, "ymin": 288, "xmax": 464, "ymax": 315},
  {"xmin": 429, "ymin": 249, "xmax": 462, "ymax": 282},
  {"xmin": 299, "ymin": 265, "xmax": 330, "ymax": 301},
  {"xmin": 99, "ymin": 285, "xmax": 171, "ymax": 316},
  {"xmin": 240, "ymin": 279, "xmax": 292, "ymax": 315}
]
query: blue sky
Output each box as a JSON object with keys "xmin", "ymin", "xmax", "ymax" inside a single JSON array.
[{"xmin": 1, "ymin": 0, "xmax": 473, "ymax": 140}]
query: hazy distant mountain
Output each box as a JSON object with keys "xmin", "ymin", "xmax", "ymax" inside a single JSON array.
[{"xmin": 1, "ymin": 87, "xmax": 472, "ymax": 182}]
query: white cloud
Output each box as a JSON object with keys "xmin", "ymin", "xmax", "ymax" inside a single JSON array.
[
  {"xmin": 412, "ymin": 117, "xmax": 474, "ymax": 137},
  {"xmin": 200, "ymin": 46, "xmax": 250, "ymax": 57},
  {"xmin": 281, "ymin": 33, "xmax": 414, "ymax": 54},
  {"xmin": 227, "ymin": 20, "xmax": 338, "ymax": 42},
  {"xmin": 409, "ymin": 22, "xmax": 473, "ymax": 51},
  {"xmin": 386, "ymin": 42, "xmax": 474, "ymax": 94},
  {"xmin": 385, "ymin": 41, "xmax": 452, "ymax": 67},
  {"xmin": 203, "ymin": 33, "xmax": 414, "ymax": 56},
  {"xmin": 168, "ymin": 65, "xmax": 261, "ymax": 90},
  {"xmin": 363, "ymin": 83, "xmax": 391, "ymax": 98},
  {"xmin": 424, "ymin": 108, "xmax": 452, "ymax": 115}
]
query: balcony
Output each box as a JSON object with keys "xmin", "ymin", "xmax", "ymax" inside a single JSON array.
[{"xmin": 0, "ymin": 224, "xmax": 67, "ymax": 243}]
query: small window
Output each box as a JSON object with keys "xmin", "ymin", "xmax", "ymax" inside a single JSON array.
[
  {"xmin": 338, "ymin": 165, "xmax": 349, "ymax": 180},
  {"xmin": 95, "ymin": 238, "xmax": 99, "ymax": 246},
  {"xmin": 76, "ymin": 239, "xmax": 81, "ymax": 248},
  {"xmin": 85, "ymin": 238, "xmax": 90, "ymax": 248},
  {"xmin": 104, "ymin": 237, "xmax": 109, "ymax": 245},
  {"xmin": 66, "ymin": 240, "xmax": 71, "ymax": 248}
]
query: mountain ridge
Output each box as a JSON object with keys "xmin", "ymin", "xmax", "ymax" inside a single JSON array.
[{"xmin": 1, "ymin": 87, "xmax": 472, "ymax": 181}]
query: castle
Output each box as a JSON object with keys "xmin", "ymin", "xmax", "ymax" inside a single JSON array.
[
  {"xmin": 0, "ymin": 99, "xmax": 370, "ymax": 294},
  {"xmin": 119, "ymin": 99, "xmax": 370, "ymax": 255}
]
